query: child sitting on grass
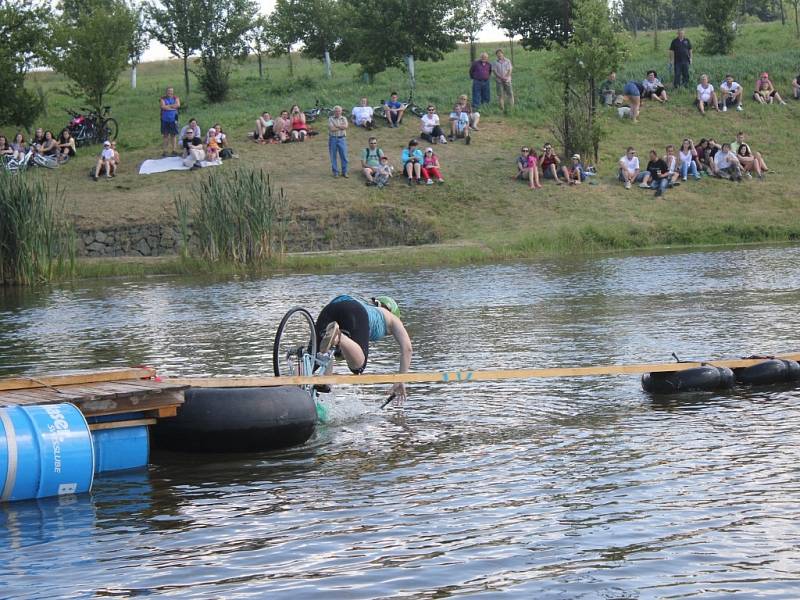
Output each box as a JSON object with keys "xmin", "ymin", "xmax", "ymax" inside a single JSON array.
[
  {"xmin": 373, "ymin": 155, "xmax": 394, "ymax": 188},
  {"xmin": 205, "ymin": 128, "xmax": 220, "ymax": 162},
  {"xmin": 513, "ymin": 146, "xmax": 541, "ymax": 189},
  {"xmin": 561, "ymin": 154, "xmax": 586, "ymax": 185},
  {"xmin": 421, "ymin": 147, "xmax": 444, "ymax": 184}
]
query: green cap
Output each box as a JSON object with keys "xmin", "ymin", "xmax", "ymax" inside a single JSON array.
[{"xmin": 375, "ymin": 295, "xmax": 400, "ymax": 318}]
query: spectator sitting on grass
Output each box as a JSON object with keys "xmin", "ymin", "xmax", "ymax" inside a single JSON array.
[
  {"xmin": 373, "ymin": 155, "xmax": 394, "ymax": 188},
  {"xmin": 402, "ymin": 139, "xmax": 424, "ymax": 185},
  {"xmin": 0, "ymin": 135, "xmax": 13, "ymax": 160},
  {"xmin": 110, "ymin": 140, "xmax": 120, "ymax": 168},
  {"xmin": 93, "ymin": 140, "xmax": 116, "ymax": 180},
  {"xmin": 289, "ymin": 105, "xmax": 308, "ymax": 142},
  {"xmin": 562, "ymin": 154, "xmax": 586, "ymax": 185},
  {"xmin": 601, "ymin": 71, "xmax": 622, "ymax": 106},
  {"xmin": 57, "ymin": 128, "xmax": 76, "ymax": 162},
  {"xmin": 179, "ymin": 119, "xmax": 201, "ymax": 149},
  {"xmin": 351, "ymin": 97, "xmax": 375, "ymax": 130},
  {"xmin": 753, "ymin": 72, "xmax": 786, "ymax": 105},
  {"xmin": 40, "ymin": 131, "xmax": 58, "ymax": 156},
  {"xmin": 719, "ymin": 74, "xmax": 744, "ymax": 111},
  {"xmin": 793, "ymin": 71, "xmax": 800, "ymax": 99},
  {"xmin": 182, "ymin": 136, "xmax": 205, "ymax": 170},
  {"xmin": 421, "ymin": 147, "xmax": 444, "ymax": 185},
  {"xmin": 457, "ymin": 94, "xmax": 480, "ymax": 130},
  {"xmin": 384, "ymin": 92, "xmax": 405, "ymax": 128},
  {"xmin": 678, "ymin": 138, "xmax": 701, "ymax": 181},
  {"xmin": 205, "ymin": 128, "xmax": 220, "ymax": 162},
  {"xmin": 30, "ymin": 128, "xmax": 45, "ymax": 152},
  {"xmin": 714, "ymin": 143, "xmax": 743, "ymax": 181},
  {"xmin": 274, "ymin": 110, "xmax": 292, "ymax": 143},
  {"xmin": 695, "ymin": 74, "xmax": 720, "ymax": 115},
  {"xmin": 421, "ymin": 105, "xmax": 447, "ymax": 145},
  {"xmin": 731, "ymin": 131, "xmax": 769, "ymax": 173},
  {"xmin": 513, "ymin": 145, "xmax": 541, "ymax": 189},
  {"xmin": 10, "ymin": 132, "xmax": 27, "ymax": 160},
  {"xmin": 361, "ymin": 137, "xmax": 384, "ymax": 186},
  {"xmin": 539, "ymin": 143, "xmax": 563, "ymax": 184},
  {"xmin": 448, "ymin": 103, "xmax": 471, "ymax": 144},
  {"xmin": 642, "ymin": 149, "xmax": 671, "ymax": 197},
  {"xmin": 254, "ymin": 112, "xmax": 274, "ymax": 144},
  {"xmin": 642, "ymin": 70, "xmax": 668, "ymax": 103},
  {"xmin": 618, "ymin": 146, "xmax": 646, "ymax": 189},
  {"xmin": 663, "ymin": 144, "xmax": 681, "ymax": 186}
]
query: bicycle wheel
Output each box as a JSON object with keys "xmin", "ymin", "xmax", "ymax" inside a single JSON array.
[
  {"xmin": 373, "ymin": 105, "xmax": 386, "ymax": 119},
  {"xmin": 303, "ymin": 111, "xmax": 318, "ymax": 123},
  {"xmin": 33, "ymin": 154, "xmax": 59, "ymax": 169},
  {"xmin": 273, "ymin": 307, "xmax": 318, "ymax": 377},
  {"xmin": 101, "ymin": 118, "xmax": 119, "ymax": 142},
  {"xmin": 409, "ymin": 103, "xmax": 425, "ymax": 118}
]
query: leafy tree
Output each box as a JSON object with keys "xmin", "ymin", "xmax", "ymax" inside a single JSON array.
[
  {"xmin": 337, "ymin": 0, "xmax": 464, "ymax": 81},
  {"xmin": 453, "ymin": 0, "xmax": 492, "ymax": 62},
  {"xmin": 548, "ymin": 0, "xmax": 628, "ymax": 160},
  {"xmin": 0, "ymin": 0, "xmax": 49, "ymax": 128},
  {"xmin": 48, "ymin": 0, "xmax": 137, "ymax": 114},
  {"xmin": 246, "ymin": 15, "xmax": 280, "ymax": 79},
  {"xmin": 267, "ymin": 0, "xmax": 310, "ymax": 77},
  {"xmin": 193, "ymin": 0, "xmax": 257, "ymax": 103},
  {"xmin": 699, "ymin": 0, "xmax": 739, "ymax": 54},
  {"xmin": 493, "ymin": 0, "xmax": 573, "ymax": 50},
  {"xmin": 129, "ymin": 3, "xmax": 150, "ymax": 88},
  {"xmin": 145, "ymin": 0, "xmax": 202, "ymax": 95}
]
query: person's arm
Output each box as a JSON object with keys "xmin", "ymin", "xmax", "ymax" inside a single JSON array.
[
  {"xmin": 360, "ymin": 149, "xmax": 368, "ymax": 169},
  {"xmin": 327, "ymin": 117, "xmax": 337, "ymax": 134},
  {"xmin": 385, "ymin": 312, "xmax": 412, "ymax": 400},
  {"xmin": 469, "ymin": 61, "xmax": 477, "ymax": 79}
]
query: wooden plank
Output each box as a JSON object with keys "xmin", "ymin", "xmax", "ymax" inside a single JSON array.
[
  {"xmin": 154, "ymin": 406, "xmax": 178, "ymax": 418},
  {"xmin": 76, "ymin": 390, "xmax": 184, "ymax": 417},
  {"xmin": 0, "ymin": 367, "xmax": 156, "ymax": 391},
  {"xmin": 166, "ymin": 353, "xmax": 800, "ymax": 388},
  {"xmin": 89, "ymin": 418, "xmax": 156, "ymax": 431},
  {"xmin": 0, "ymin": 387, "xmax": 88, "ymax": 405}
]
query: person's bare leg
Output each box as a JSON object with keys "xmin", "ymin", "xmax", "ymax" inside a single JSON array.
[{"xmin": 337, "ymin": 334, "xmax": 366, "ymax": 372}]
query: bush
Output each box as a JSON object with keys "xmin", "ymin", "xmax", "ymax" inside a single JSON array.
[{"xmin": 196, "ymin": 54, "xmax": 231, "ymax": 103}]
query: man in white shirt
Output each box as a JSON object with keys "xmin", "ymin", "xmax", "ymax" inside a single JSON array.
[
  {"xmin": 695, "ymin": 74, "xmax": 720, "ymax": 115},
  {"xmin": 713, "ymin": 143, "xmax": 743, "ymax": 181},
  {"xmin": 719, "ymin": 74, "xmax": 743, "ymax": 111},
  {"xmin": 351, "ymin": 97, "xmax": 375, "ymax": 130},
  {"xmin": 618, "ymin": 146, "xmax": 646, "ymax": 189}
]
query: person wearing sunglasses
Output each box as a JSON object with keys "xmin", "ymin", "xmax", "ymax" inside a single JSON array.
[
  {"xmin": 539, "ymin": 143, "xmax": 563, "ymax": 184},
  {"xmin": 420, "ymin": 105, "xmax": 447, "ymax": 145},
  {"xmin": 513, "ymin": 146, "xmax": 541, "ymax": 189}
]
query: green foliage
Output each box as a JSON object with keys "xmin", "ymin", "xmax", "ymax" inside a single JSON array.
[
  {"xmin": 336, "ymin": 0, "xmax": 464, "ymax": 78},
  {"xmin": 129, "ymin": 3, "xmax": 150, "ymax": 67},
  {"xmin": 0, "ymin": 171, "xmax": 75, "ymax": 285},
  {"xmin": 296, "ymin": 0, "xmax": 343, "ymax": 60},
  {"xmin": 48, "ymin": 0, "xmax": 137, "ymax": 114},
  {"xmin": 176, "ymin": 168, "xmax": 291, "ymax": 264},
  {"xmin": 699, "ymin": 0, "xmax": 739, "ymax": 54},
  {"xmin": 493, "ymin": 0, "xmax": 573, "ymax": 49},
  {"xmin": 145, "ymin": 0, "xmax": 203, "ymax": 94}
]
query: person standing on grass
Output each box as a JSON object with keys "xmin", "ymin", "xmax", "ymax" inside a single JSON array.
[
  {"xmin": 493, "ymin": 48, "xmax": 514, "ymax": 111},
  {"xmin": 160, "ymin": 86, "xmax": 180, "ymax": 157},
  {"xmin": 668, "ymin": 29, "xmax": 692, "ymax": 89},
  {"xmin": 328, "ymin": 105, "xmax": 349, "ymax": 178},
  {"xmin": 469, "ymin": 52, "xmax": 492, "ymax": 109}
]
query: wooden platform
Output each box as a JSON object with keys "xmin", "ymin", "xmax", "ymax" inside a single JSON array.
[{"xmin": 0, "ymin": 367, "xmax": 187, "ymax": 428}]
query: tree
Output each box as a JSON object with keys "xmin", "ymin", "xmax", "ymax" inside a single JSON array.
[
  {"xmin": 128, "ymin": 3, "xmax": 150, "ymax": 88},
  {"xmin": 246, "ymin": 15, "xmax": 280, "ymax": 79},
  {"xmin": 454, "ymin": 0, "xmax": 491, "ymax": 62},
  {"xmin": 295, "ymin": 0, "xmax": 343, "ymax": 78},
  {"xmin": 145, "ymin": 0, "xmax": 202, "ymax": 95},
  {"xmin": 337, "ymin": 0, "xmax": 463, "ymax": 81},
  {"xmin": 48, "ymin": 0, "xmax": 137, "ymax": 114},
  {"xmin": 193, "ymin": 0, "xmax": 257, "ymax": 103},
  {"xmin": 699, "ymin": 0, "xmax": 739, "ymax": 54},
  {"xmin": 547, "ymin": 0, "xmax": 628, "ymax": 160},
  {"xmin": 267, "ymin": 0, "xmax": 309, "ymax": 77},
  {"xmin": 493, "ymin": 0, "xmax": 573, "ymax": 50},
  {"xmin": 0, "ymin": 0, "xmax": 49, "ymax": 128}
]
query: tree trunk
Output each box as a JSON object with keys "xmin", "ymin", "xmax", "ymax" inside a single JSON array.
[
  {"xmin": 323, "ymin": 50, "xmax": 332, "ymax": 79},
  {"xmin": 406, "ymin": 54, "xmax": 416, "ymax": 90},
  {"xmin": 779, "ymin": 0, "xmax": 785, "ymax": 25},
  {"xmin": 287, "ymin": 45, "xmax": 294, "ymax": 77},
  {"xmin": 509, "ymin": 37, "xmax": 514, "ymax": 62},
  {"xmin": 183, "ymin": 55, "xmax": 190, "ymax": 96},
  {"xmin": 589, "ymin": 76, "xmax": 598, "ymax": 162},
  {"xmin": 258, "ymin": 54, "xmax": 263, "ymax": 79},
  {"xmin": 563, "ymin": 81, "xmax": 571, "ymax": 158},
  {"xmin": 469, "ymin": 37, "xmax": 476, "ymax": 62},
  {"xmin": 131, "ymin": 65, "xmax": 137, "ymax": 89}
]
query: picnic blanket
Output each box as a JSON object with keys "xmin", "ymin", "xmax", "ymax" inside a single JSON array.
[{"xmin": 138, "ymin": 156, "xmax": 222, "ymax": 175}]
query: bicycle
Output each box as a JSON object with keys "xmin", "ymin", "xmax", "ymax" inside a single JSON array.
[
  {"xmin": 303, "ymin": 99, "xmax": 333, "ymax": 123},
  {"xmin": 65, "ymin": 105, "xmax": 119, "ymax": 147},
  {"xmin": 3, "ymin": 149, "xmax": 34, "ymax": 173},
  {"xmin": 376, "ymin": 90, "xmax": 425, "ymax": 125}
]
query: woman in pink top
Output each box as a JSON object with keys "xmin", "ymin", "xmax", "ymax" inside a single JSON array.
[
  {"xmin": 753, "ymin": 72, "xmax": 786, "ymax": 105},
  {"xmin": 513, "ymin": 146, "xmax": 541, "ymax": 189}
]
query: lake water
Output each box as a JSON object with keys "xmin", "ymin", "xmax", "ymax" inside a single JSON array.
[{"xmin": 2, "ymin": 245, "xmax": 800, "ymax": 598}]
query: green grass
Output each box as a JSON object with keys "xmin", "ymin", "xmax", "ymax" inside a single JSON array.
[{"xmin": 10, "ymin": 20, "xmax": 800, "ymax": 276}]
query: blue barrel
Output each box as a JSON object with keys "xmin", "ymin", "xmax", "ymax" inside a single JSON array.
[
  {"xmin": 92, "ymin": 426, "xmax": 149, "ymax": 473},
  {"xmin": 0, "ymin": 403, "xmax": 94, "ymax": 502}
]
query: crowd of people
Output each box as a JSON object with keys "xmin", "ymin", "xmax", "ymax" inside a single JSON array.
[{"xmin": 0, "ymin": 127, "xmax": 78, "ymax": 164}]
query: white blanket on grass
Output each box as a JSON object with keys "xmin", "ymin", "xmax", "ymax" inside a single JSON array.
[{"xmin": 138, "ymin": 156, "xmax": 222, "ymax": 175}]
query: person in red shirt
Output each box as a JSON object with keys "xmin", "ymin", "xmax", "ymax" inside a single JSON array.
[{"xmin": 539, "ymin": 143, "xmax": 563, "ymax": 184}]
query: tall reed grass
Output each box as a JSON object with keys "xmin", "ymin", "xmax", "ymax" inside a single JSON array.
[
  {"xmin": 175, "ymin": 167, "xmax": 291, "ymax": 264},
  {"xmin": 0, "ymin": 170, "xmax": 75, "ymax": 285}
]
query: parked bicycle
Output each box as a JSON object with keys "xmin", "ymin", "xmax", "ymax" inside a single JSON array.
[
  {"xmin": 65, "ymin": 105, "xmax": 119, "ymax": 147},
  {"xmin": 374, "ymin": 90, "xmax": 426, "ymax": 124},
  {"xmin": 303, "ymin": 99, "xmax": 333, "ymax": 123},
  {"xmin": 2, "ymin": 148, "xmax": 59, "ymax": 173}
]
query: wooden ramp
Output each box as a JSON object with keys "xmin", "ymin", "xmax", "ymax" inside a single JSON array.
[{"xmin": 0, "ymin": 367, "xmax": 187, "ymax": 430}]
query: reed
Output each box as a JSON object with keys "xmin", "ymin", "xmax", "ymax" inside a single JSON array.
[
  {"xmin": 176, "ymin": 167, "xmax": 291, "ymax": 264},
  {"xmin": 0, "ymin": 171, "xmax": 75, "ymax": 285}
]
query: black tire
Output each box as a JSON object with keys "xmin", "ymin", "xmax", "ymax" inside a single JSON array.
[
  {"xmin": 304, "ymin": 112, "xmax": 317, "ymax": 123},
  {"xmin": 101, "ymin": 118, "xmax": 119, "ymax": 142},
  {"xmin": 273, "ymin": 307, "xmax": 317, "ymax": 377},
  {"xmin": 373, "ymin": 105, "xmax": 386, "ymax": 119},
  {"xmin": 642, "ymin": 366, "xmax": 735, "ymax": 394},
  {"xmin": 151, "ymin": 386, "xmax": 317, "ymax": 452},
  {"xmin": 734, "ymin": 359, "xmax": 800, "ymax": 385},
  {"xmin": 409, "ymin": 104, "xmax": 425, "ymax": 118}
]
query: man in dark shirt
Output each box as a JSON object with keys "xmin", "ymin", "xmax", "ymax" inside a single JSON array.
[
  {"xmin": 469, "ymin": 52, "xmax": 492, "ymax": 109},
  {"xmin": 669, "ymin": 29, "xmax": 693, "ymax": 89},
  {"xmin": 645, "ymin": 149, "xmax": 670, "ymax": 197}
]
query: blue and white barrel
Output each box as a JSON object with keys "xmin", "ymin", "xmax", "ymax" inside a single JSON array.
[{"xmin": 0, "ymin": 403, "xmax": 95, "ymax": 502}]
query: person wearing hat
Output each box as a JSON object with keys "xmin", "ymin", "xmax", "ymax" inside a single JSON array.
[
  {"xmin": 93, "ymin": 140, "xmax": 116, "ymax": 180},
  {"xmin": 315, "ymin": 294, "xmax": 412, "ymax": 403},
  {"xmin": 373, "ymin": 154, "xmax": 394, "ymax": 188},
  {"xmin": 421, "ymin": 147, "xmax": 444, "ymax": 184},
  {"xmin": 562, "ymin": 153, "xmax": 586, "ymax": 185},
  {"xmin": 753, "ymin": 72, "xmax": 786, "ymax": 105}
]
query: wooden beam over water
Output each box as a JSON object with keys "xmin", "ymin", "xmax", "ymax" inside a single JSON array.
[
  {"xmin": 168, "ymin": 353, "xmax": 800, "ymax": 388},
  {"xmin": 0, "ymin": 367, "xmax": 156, "ymax": 391}
]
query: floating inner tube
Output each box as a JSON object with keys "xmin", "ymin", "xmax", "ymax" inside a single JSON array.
[
  {"xmin": 734, "ymin": 359, "xmax": 800, "ymax": 385},
  {"xmin": 152, "ymin": 386, "xmax": 317, "ymax": 452},
  {"xmin": 641, "ymin": 366, "xmax": 735, "ymax": 394}
]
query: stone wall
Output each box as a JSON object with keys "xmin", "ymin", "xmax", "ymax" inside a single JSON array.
[{"xmin": 77, "ymin": 225, "xmax": 186, "ymax": 257}]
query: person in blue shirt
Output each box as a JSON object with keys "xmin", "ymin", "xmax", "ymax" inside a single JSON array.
[
  {"xmin": 316, "ymin": 294, "xmax": 412, "ymax": 402},
  {"xmin": 401, "ymin": 138, "xmax": 425, "ymax": 185},
  {"xmin": 448, "ymin": 103, "xmax": 471, "ymax": 143},
  {"xmin": 384, "ymin": 92, "xmax": 405, "ymax": 127},
  {"xmin": 159, "ymin": 86, "xmax": 181, "ymax": 157}
]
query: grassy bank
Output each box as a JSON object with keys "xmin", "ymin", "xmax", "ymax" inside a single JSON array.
[{"xmin": 16, "ymin": 20, "xmax": 800, "ymax": 276}]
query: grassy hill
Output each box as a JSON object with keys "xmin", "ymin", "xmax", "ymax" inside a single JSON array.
[{"xmin": 18, "ymin": 21, "xmax": 800, "ymax": 267}]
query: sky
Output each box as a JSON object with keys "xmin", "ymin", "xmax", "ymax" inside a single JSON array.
[{"xmin": 141, "ymin": 0, "xmax": 507, "ymax": 62}]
